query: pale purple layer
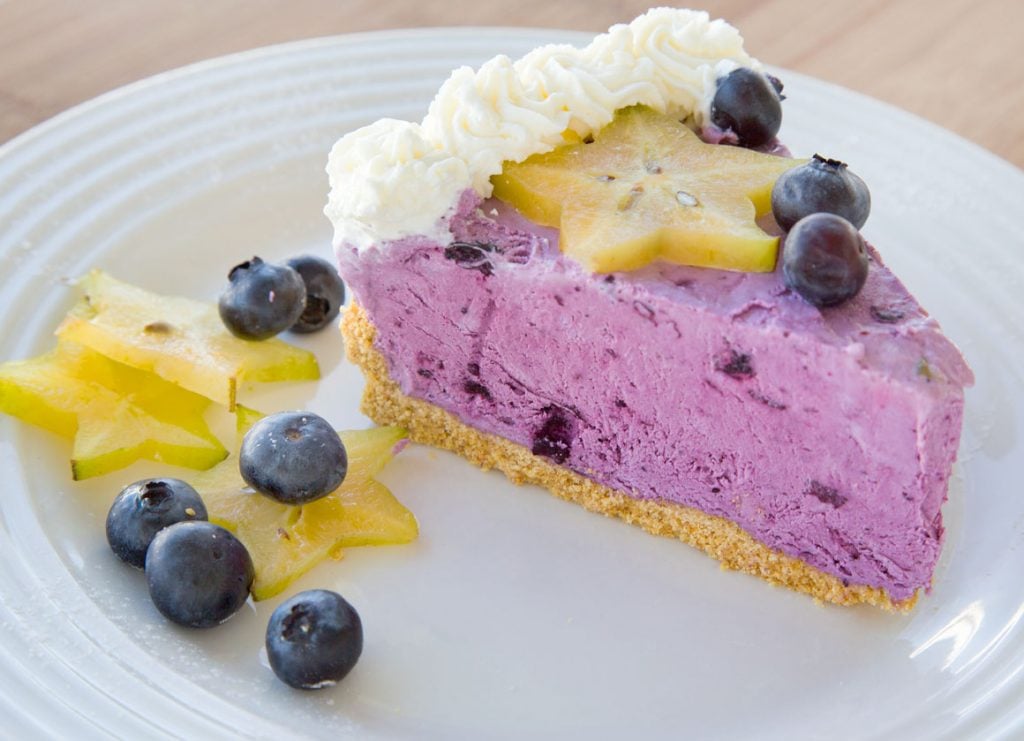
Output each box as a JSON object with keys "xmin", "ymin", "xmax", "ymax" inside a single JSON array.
[{"xmin": 337, "ymin": 191, "xmax": 972, "ymax": 601}]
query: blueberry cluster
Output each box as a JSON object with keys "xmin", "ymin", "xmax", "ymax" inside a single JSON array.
[
  {"xmin": 773, "ymin": 158, "xmax": 872, "ymax": 307},
  {"xmin": 105, "ymin": 477, "xmax": 253, "ymax": 627},
  {"xmin": 219, "ymin": 254, "xmax": 345, "ymax": 339},
  {"xmin": 711, "ymin": 68, "xmax": 873, "ymax": 308},
  {"xmin": 105, "ymin": 409, "xmax": 362, "ymax": 689}
]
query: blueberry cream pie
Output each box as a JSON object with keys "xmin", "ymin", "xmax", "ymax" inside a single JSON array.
[{"xmin": 327, "ymin": 8, "xmax": 972, "ymax": 609}]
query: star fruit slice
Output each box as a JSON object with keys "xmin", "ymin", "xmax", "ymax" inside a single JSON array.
[
  {"xmin": 192, "ymin": 410, "xmax": 417, "ymax": 600},
  {"xmin": 0, "ymin": 341, "xmax": 227, "ymax": 480},
  {"xmin": 491, "ymin": 105, "xmax": 801, "ymax": 273},
  {"xmin": 56, "ymin": 270, "xmax": 319, "ymax": 410}
]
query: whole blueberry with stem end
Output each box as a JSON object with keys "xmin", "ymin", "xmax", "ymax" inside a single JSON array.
[
  {"xmin": 239, "ymin": 411, "xmax": 348, "ymax": 505},
  {"xmin": 782, "ymin": 213, "xmax": 869, "ymax": 308},
  {"xmin": 106, "ymin": 477, "xmax": 208, "ymax": 568},
  {"xmin": 266, "ymin": 589, "xmax": 363, "ymax": 689},
  {"xmin": 285, "ymin": 255, "xmax": 346, "ymax": 333},
  {"xmin": 218, "ymin": 256, "xmax": 306, "ymax": 340},
  {"xmin": 710, "ymin": 68, "xmax": 783, "ymax": 148},
  {"xmin": 145, "ymin": 521, "xmax": 254, "ymax": 628},
  {"xmin": 771, "ymin": 154, "xmax": 871, "ymax": 231}
]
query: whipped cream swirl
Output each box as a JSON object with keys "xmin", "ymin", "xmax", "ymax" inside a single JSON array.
[{"xmin": 326, "ymin": 8, "xmax": 760, "ymax": 249}]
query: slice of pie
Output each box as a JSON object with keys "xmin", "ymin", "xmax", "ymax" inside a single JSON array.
[{"xmin": 325, "ymin": 9, "xmax": 972, "ymax": 610}]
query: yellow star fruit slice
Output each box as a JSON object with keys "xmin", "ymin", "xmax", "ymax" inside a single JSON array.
[
  {"xmin": 0, "ymin": 341, "xmax": 227, "ymax": 480},
  {"xmin": 193, "ymin": 411, "xmax": 417, "ymax": 600},
  {"xmin": 56, "ymin": 270, "xmax": 319, "ymax": 410},
  {"xmin": 491, "ymin": 105, "xmax": 801, "ymax": 273}
]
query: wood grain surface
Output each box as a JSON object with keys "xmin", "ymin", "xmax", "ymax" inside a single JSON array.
[{"xmin": 0, "ymin": 0, "xmax": 1021, "ymax": 168}]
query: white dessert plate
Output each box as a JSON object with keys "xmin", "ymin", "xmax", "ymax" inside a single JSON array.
[{"xmin": 1, "ymin": 27, "xmax": 1022, "ymax": 740}]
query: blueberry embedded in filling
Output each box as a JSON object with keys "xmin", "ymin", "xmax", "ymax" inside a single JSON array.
[
  {"xmin": 463, "ymin": 379, "xmax": 493, "ymax": 401},
  {"xmin": 531, "ymin": 406, "xmax": 575, "ymax": 464},
  {"xmin": 444, "ymin": 241, "xmax": 497, "ymax": 277},
  {"xmin": 715, "ymin": 349, "xmax": 755, "ymax": 379},
  {"xmin": 805, "ymin": 480, "xmax": 848, "ymax": 508}
]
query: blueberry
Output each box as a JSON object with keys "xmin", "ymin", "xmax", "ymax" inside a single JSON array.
[
  {"xmin": 285, "ymin": 255, "xmax": 346, "ymax": 334},
  {"xmin": 771, "ymin": 155, "xmax": 871, "ymax": 231},
  {"xmin": 782, "ymin": 213, "xmax": 869, "ymax": 308},
  {"xmin": 715, "ymin": 350, "xmax": 755, "ymax": 379},
  {"xmin": 805, "ymin": 480, "xmax": 848, "ymax": 508},
  {"xmin": 444, "ymin": 241, "xmax": 496, "ymax": 277},
  {"xmin": 239, "ymin": 411, "xmax": 347, "ymax": 505},
  {"xmin": 710, "ymin": 68, "xmax": 783, "ymax": 148},
  {"xmin": 145, "ymin": 521, "xmax": 254, "ymax": 628},
  {"xmin": 265, "ymin": 589, "xmax": 363, "ymax": 689},
  {"xmin": 218, "ymin": 256, "xmax": 306, "ymax": 340},
  {"xmin": 463, "ymin": 379, "xmax": 492, "ymax": 400},
  {"xmin": 531, "ymin": 407, "xmax": 574, "ymax": 464},
  {"xmin": 106, "ymin": 478, "xmax": 208, "ymax": 568}
]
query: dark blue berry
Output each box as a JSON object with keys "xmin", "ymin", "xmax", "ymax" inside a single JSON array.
[
  {"xmin": 771, "ymin": 155, "xmax": 871, "ymax": 231},
  {"xmin": 805, "ymin": 480, "xmax": 848, "ymax": 508},
  {"xmin": 239, "ymin": 411, "xmax": 347, "ymax": 505},
  {"xmin": 716, "ymin": 350, "xmax": 755, "ymax": 379},
  {"xmin": 285, "ymin": 255, "xmax": 346, "ymax": 334},
  {"xmin": 106, "ymin": 478, "xmax": 208, "ymax": 568},
  {"xmin": 444, "ymin": 241, "xmax": 496, "ymax": 277},
  {"xmin": 145, "ymin": 521, "xmax": 254, "ymax": 628},
  {"xmin": 782, "ymin": 213, "xmax": 869, "ymax": 308},
  {"xmin": 218, "ymin": 256, "xmax": 306, "ymax": 340},
  {"xmin": 265, "ymin": 589, "xmax": 363, "ymax": 689},
  {"xmin": 710, "ymin": 68, "xmax": 783, "ymax": 148},
  {"xmin": 531, "ymin": 407, "xmax": 574, "ymax": 464},
  {"xmin": 463, "ymin": 379, "xmax": 492, "ymax": 400}
]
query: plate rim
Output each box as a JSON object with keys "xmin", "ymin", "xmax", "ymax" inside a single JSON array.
[{"xmin": 0, "ymin": 25, "xmax": 1022, "ymax": 741}]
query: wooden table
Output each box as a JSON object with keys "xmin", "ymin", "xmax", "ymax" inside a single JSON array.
[{"xmin": 1, "ymin": 0, "xmax": 1021, "ymax": 168}]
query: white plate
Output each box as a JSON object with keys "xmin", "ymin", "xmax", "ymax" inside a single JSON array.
[{"xmin": 1, "ymin": 27, "xmax": 1023, "ymax": 740}]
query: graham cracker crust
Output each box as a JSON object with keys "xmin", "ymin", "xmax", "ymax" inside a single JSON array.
[{"xmin": 342, "ymin": 302, "xmax": 915, "ymax": 612}]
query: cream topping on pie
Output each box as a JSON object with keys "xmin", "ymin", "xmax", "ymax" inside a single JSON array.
[{"xmin": 325, "ymin": 8, "xmax": 759, "ymax": 249}]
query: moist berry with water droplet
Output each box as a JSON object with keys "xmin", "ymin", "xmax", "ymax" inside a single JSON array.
[
  {"xmin": 218, "ymin": 256, "xmax": 306, "ymax": 340},
  {"xmin": 265, "ymin": 589, "xmax": 363, "ymax": 689},
  {"xmin": 782, "ymin": 213, "xmax": 869, "ymax": 308},
  {"xmin": 106, "ymin": 478, "xmax": 208, "ymax": 568},
  {"xmin": 239, "ymin": 411, "xmax": 348, "ymax": 505},
  {"xmin": 710, "ymin": 68, "xmax": 783, "ymax": 148},
  {"xmin": 771, "ymin": 155, "xmax": 871, "ymax": 231},
  {"xmin": 285, "ymin": 255, "xmax": 346, "ymax": 334},
  {"xmin": 145, "ymin": 521, "xmax": 254, "ymax": 628}
]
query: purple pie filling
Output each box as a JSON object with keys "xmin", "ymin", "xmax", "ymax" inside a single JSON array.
[{"xmin": 337, "ymin": 190, "xmax": 972, "ymax": 601}]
